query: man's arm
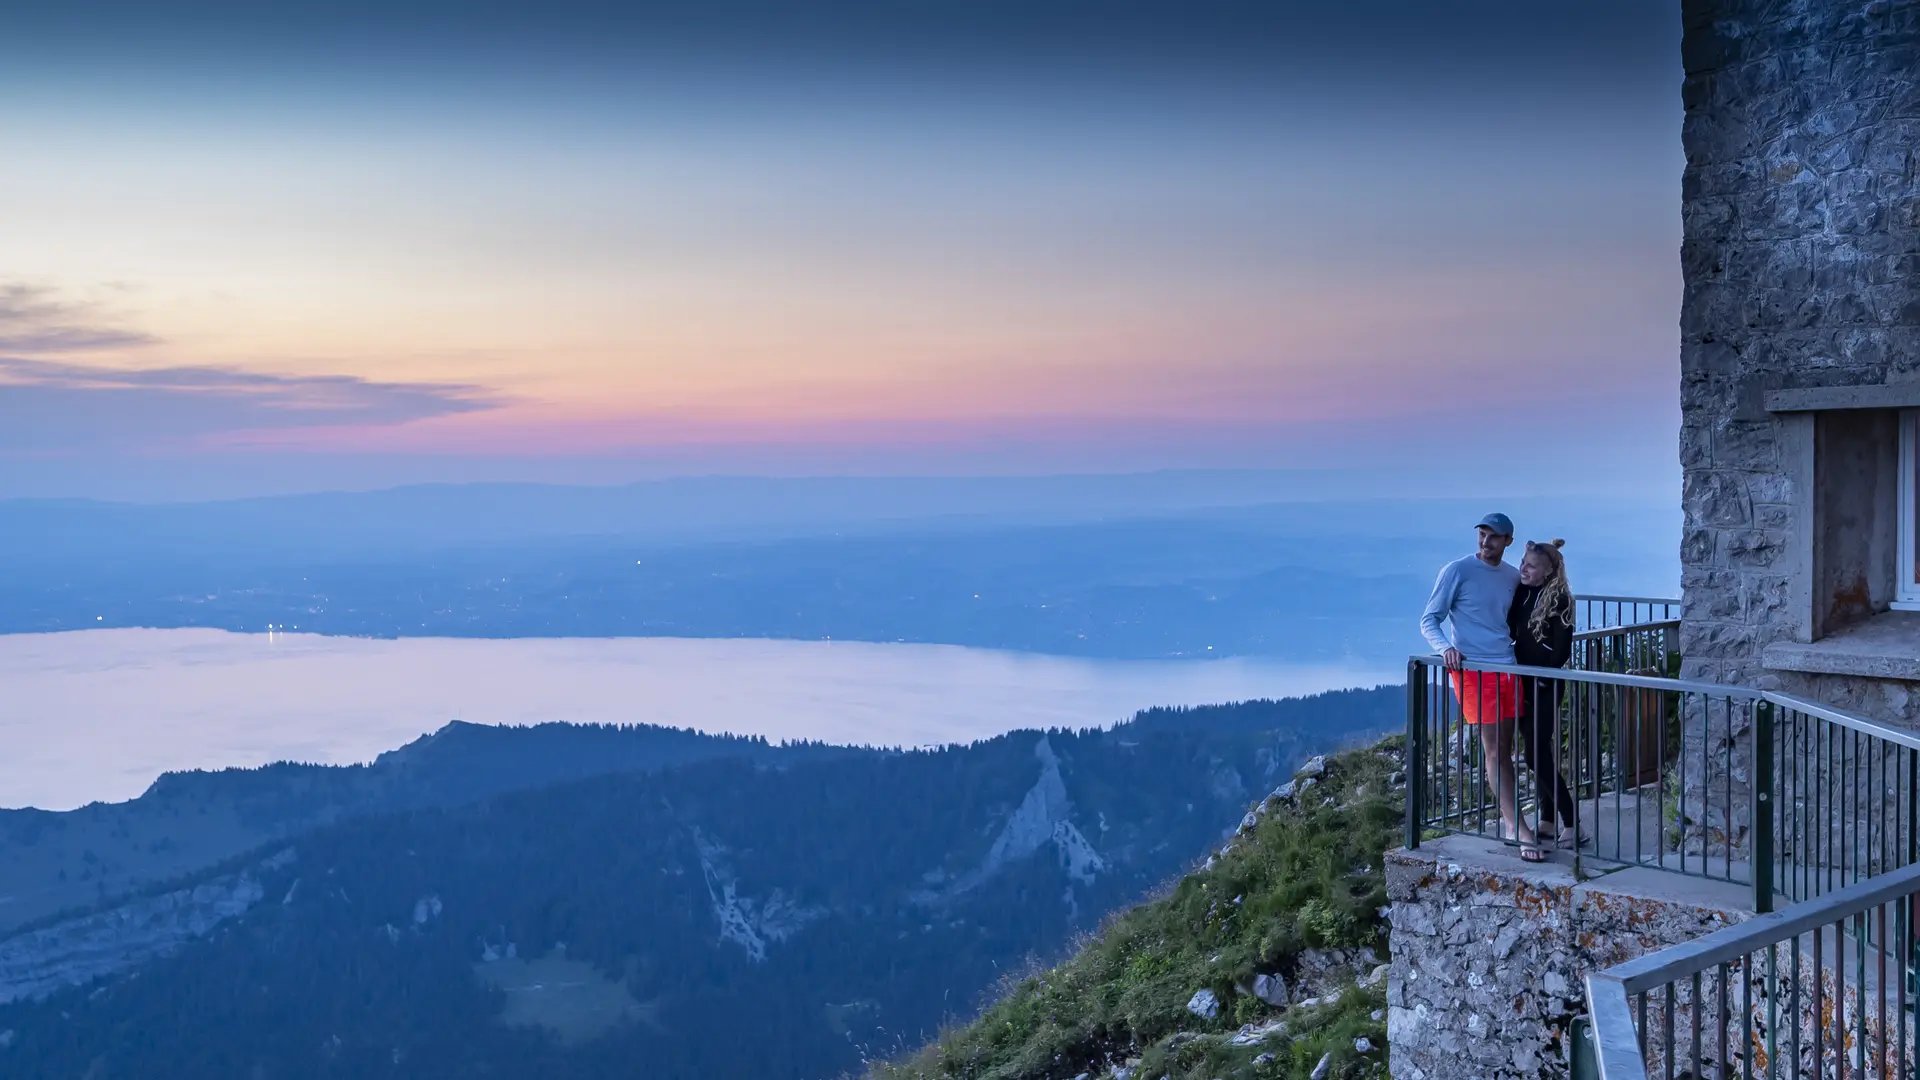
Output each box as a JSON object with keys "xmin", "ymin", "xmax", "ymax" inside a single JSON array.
[{"xmin": 1419, "ymin": 562, "xmax": 1457, "ymax": 654}]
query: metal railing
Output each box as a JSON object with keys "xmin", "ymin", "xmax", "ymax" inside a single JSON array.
[
  {"xmin": 1408, "ymin": 653, "xmax": 1920, "ymax": 910},
  {"xmin": 1585, "ymin": 859, "xmax": 1920, "ymax": 1080},
  {"xmin": 1574, "ymin": 618, "xmax": 1682, "ymax": 677},
  {"xmin": 1406, "ymin": 655, "xmax": 1763, "ymax": 901},
  {"xmin": 1766, "ymin": 697, "xmax": 1920, "ymax": 907},
  {"xmin": 1579, "ymin": 595, "xmax": 1682, "ymax": 634}
]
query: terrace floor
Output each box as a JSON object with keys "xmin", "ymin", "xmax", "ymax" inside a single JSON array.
[
  {"xmin": 1401, "ymin": 829, "xmax": 1757, "ymax": 915},
  {"xmin": 1431, "ymin": 790, "xmax": 1763, "ymax": 892}
]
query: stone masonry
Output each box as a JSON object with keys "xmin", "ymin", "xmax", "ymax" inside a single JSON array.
[
  {"xmin": 1679, "ymin": 0, "xmax": 1920, "ymax": 718},
  {"xmin": 1678, "ymin": 0, "xmax": 1920, "ymax": 863},
  {"xmin": 1386, "ymin": 836, "xmax": 1753, "ymax": 1080}
]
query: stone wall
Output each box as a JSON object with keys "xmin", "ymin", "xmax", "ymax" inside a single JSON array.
[
  {"xmin": 1387, "ymin": 836, "xmax": 1919, "ymax": 1080},
  {"xmin": 1679, "ymin": 0, "xmax": 1920, "ymax": 707},
  {"xmin": 1385, "ymin": 839, "xmax": 1752, "ymax": 1080},
  {"xmin": 1679, "ymin": 0, "xmax": 1920, "ymax": 860}
]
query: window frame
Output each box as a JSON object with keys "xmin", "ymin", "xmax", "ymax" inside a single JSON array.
[{"xmin": 1899, "ymin": 409, "xmax": 1920, "ymax": 611}]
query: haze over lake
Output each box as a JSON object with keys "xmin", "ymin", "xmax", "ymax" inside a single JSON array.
[{"xmin": 0, "ymin": 629, "xmax": 1397, "ymax": 811}]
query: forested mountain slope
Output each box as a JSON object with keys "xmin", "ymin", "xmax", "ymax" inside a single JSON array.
[
  {"xmin": 0, "ymin": 720, "xmax": 839, "ymax": 935},
  {"xmin": 0, "ymin": 697, "xmax": 1398, "ymax": 1080}
]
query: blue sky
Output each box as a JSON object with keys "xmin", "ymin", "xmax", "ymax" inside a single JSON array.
[{"xmin": 0, "ymin": 1, "xmax": 1685, "ymax": 501}]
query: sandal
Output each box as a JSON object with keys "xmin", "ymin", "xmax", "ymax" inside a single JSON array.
[
  {"xmin": 1545, "ymin": 827, "xmax": 1588, "ymax": 850},
  {"xmin": 1505, "ymin": 828, "xmax": 1549, "ymax": 863}
]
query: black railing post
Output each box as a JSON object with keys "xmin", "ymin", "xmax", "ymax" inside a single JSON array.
[
  {"xmin": 1909, "ymin": 748, "xmax": 1918, "ymax": 1000},
  {"xmin": 1752, "ymin": 699, "xmax": 1774, "ymax": 914},
  {"xmin": 1407, "ymin": 658, "xmax": 1426, "ymax": 850}
]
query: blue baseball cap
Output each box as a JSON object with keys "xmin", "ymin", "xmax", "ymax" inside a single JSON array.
[{"xmin": 1477, "ymin": 512, "xmax": 1514, "ymax": 536}]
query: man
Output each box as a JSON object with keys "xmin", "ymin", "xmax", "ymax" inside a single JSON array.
[
  {"xmin": 1420, "ymin": 512, "xmax": 1520, "ymax": 671},
  {"xmin": 1418, "ymin": 512, "xmax": 1541, "ymax": 858}
]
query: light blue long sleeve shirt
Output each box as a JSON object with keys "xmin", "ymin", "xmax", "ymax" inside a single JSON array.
[{"xmin": 1419, "ymin": 554, "xmax": 1520, "ymax": 664}]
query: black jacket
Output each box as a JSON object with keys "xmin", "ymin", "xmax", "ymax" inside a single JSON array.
[{"xmin": 1509, "ymin": 584, "xmax": 1573, "ymax": 670}]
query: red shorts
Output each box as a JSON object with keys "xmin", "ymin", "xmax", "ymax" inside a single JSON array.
[{"xmin": 1450, "ymin": 670, "xmax": 1521, "ymax": 726}]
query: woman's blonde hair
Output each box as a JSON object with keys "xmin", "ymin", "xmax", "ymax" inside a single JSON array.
[{"xmin": 1525, "ymin": 538, "xmax": 1572, "ymax": 643}]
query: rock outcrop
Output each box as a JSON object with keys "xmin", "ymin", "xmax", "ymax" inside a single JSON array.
[{"xmin": 0, "ymin": 849, "xmax": 293, "ymax": 1005}]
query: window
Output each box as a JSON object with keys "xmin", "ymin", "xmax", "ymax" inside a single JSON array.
[{"xmin": 1901, "ymin": 409, "xmax": 1920, "ymax": 610}]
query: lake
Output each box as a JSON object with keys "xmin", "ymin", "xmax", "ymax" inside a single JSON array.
[{"xmin": 0, "ymin": 629, "xmax": 1399, "ymax": 811}]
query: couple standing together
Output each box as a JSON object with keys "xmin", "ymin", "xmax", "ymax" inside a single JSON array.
[{"xmin": 1419, "ymin": 512, "xmax": 1578, "ymax": 862}]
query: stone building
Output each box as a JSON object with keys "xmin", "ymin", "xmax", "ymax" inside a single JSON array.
[
  {"xmin": 1679, "ymin": 0, "xmax": 1920, "ymax": 723},
  {"xmin": 1388, "ymin": 5, "xmax": 1920, "ymax": 1077}
]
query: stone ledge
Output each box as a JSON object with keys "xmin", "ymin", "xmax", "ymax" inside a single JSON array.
[
  {"xmin": 1765, "ymin": 383, "xmax": 1920, "ymax": 413},
  {"xmin": 1386, "ymin": 834, "xmax": 1581, "ymax": 899},
  {"xmin": 1761, "ymin": 610, "xmax": 1920, "ymax": 682}
]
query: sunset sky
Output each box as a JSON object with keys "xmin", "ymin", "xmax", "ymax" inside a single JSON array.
[{"xmin": 0, "ymin": 1, "xmax": 1682, "ymax": 500}]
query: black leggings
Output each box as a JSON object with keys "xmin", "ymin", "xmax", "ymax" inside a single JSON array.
[{"xmin": 1520, "ymin": 676, "xmax": 1577, "ymax": 832}]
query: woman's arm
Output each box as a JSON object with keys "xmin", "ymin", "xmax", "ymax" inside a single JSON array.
[{"xmin": 1543, "ymin": 594, "xmax": 1575, "ymax": 669}]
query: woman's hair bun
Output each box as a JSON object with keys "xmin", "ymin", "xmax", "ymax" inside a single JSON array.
[{"xmin": 1550, "ymin": 538, "xmax": 1566, "ymax": 549}]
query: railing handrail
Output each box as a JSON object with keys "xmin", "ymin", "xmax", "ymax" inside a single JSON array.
[
  {"xmin": 1575, "ymin": 594, "xmax": 1681, "ymax": 606},
  {"xmin": 1407, "ymin": 653, "xmax": 1920, "ymax": 754},
  {"xmin": 1572, "ymin": 618, "xmax": 1681, "ymax": 644},
  {"xmin": 1408, "ymin": 652, "xmax": 1744, "ymax": 697},
  {"xmin": 1583, "ymin": 977, "xmax": 1648, "ymax": 1080},
  {"xmin": 1761, "ymin": 690, "xmax": 1920, "ymax": 753}
]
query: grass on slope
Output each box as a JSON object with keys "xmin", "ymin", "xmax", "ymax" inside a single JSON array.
[{"xmin": 872, "ymin": 736, "xmax": 1405, "ymax": 1080}]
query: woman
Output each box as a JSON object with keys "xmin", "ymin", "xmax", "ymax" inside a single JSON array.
[{"xmin": 1509, "ymin": 539, "xmax": 1579, "ymax": 849}]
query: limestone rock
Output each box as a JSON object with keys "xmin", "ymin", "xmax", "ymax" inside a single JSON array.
[
  {"xmin": 1229, "ymin": 1018, "xmax": 1287, "ymax": 1046},
  {"xmin": 1186, "ymin": 988, "xmax": 1220, "ymax": 1020},
  {"xmin": 1296, "ymin": 947, "xmax": 1352, "ymax": 976},
  {"xmin": 1251, "ymin": 971, "xmax": 1289, "ymax": 1007},
  {"xmin": 1298, "ymin": 755, "xmax": 1327, "ymax": 779},
  {"xmin": 1310, "ymin": 1051, "xmax": 1332, "ymax": 1080},
  {"xmin": 1543, "ymin": 969, "xmax": 1570, "ymax": 999},
  {"xmin": 0, "ymin": 851, "xmax": 289, "ymax": 1005}
]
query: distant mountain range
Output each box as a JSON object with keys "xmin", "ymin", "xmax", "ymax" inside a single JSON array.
[
  {"xmin": 0, "ymin": 687, "xmax": 1401, "ymax": 1080},
  {"xmin": 0, "ymin": 488, "xmax": 1675, "ymax": 661}
]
